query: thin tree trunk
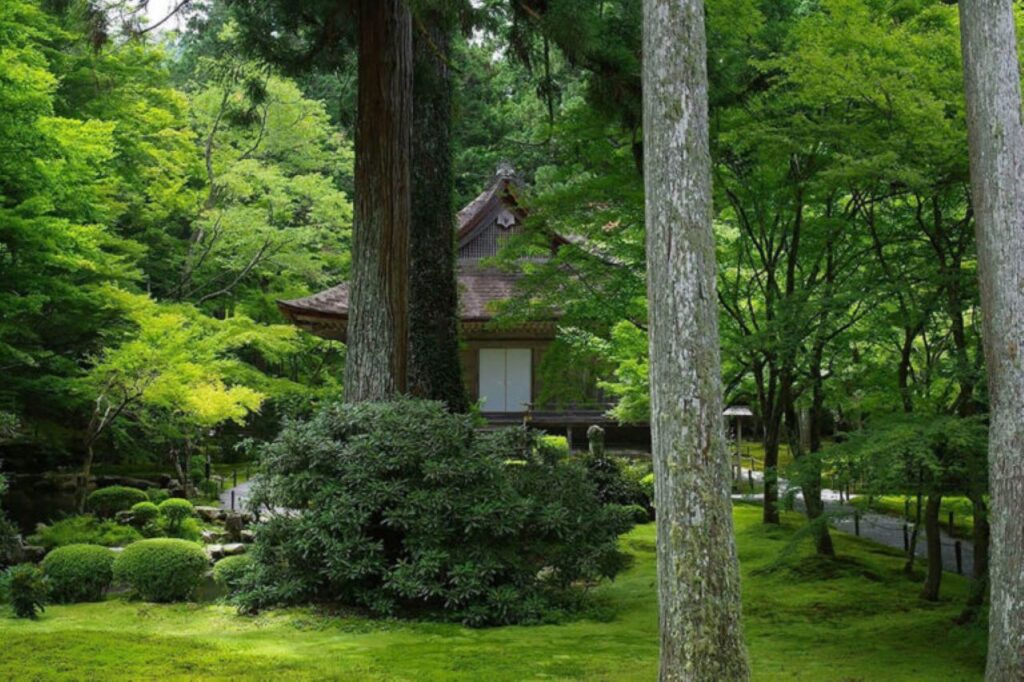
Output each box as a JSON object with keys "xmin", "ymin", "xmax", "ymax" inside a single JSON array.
[
  {"xmin": 408, "ymin": 9, "xmax": 468, "ymax": 412},
  {"xmin": 957, "ymin": 493, "xmax": 990, "ymax": 624},
  {"xmin": 959, "ymin": 3, "xmax": 1024, "ymax": 677},
  {"xmin": 345, "ymin": 0, "xmax": 413, "ymax": 402},
  {"xmin": 643, "ymin": 0, "xmax": 749, "ymax": 678},
  {"xmin": 921, "ymin": 494, "xmax": 943, "ymax": 601}
]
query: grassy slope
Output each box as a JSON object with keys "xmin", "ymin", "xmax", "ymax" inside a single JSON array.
[{"xmin": 0, "ymin": 504, "xmax": 986, "ymax": 681}]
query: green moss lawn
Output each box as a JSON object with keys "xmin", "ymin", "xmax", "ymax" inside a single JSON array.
[{"xmin": 0, "ymin": 504, "xmax": 986, "ymax": 680}]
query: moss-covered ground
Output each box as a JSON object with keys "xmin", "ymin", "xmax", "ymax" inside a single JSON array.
[{"xmin": 0, "ymin": 503, "xmax": 986, "ymax": 680}]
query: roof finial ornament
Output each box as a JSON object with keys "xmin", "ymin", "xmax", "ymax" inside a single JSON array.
[{"xmin": 495, "ymin": 160, "xmax": 515, "ymax": 179}]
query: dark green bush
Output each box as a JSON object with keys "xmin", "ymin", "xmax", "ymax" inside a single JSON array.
[
  {"xmin": 2, "ymin": 564, "xmax": 47, "ymax": 618},
  {"xmin": 87, "ymin": 486, "xmax": 148, "ymax": 518},
  {"xmin": 579, "ymin": 454, "xmax": 655, "ymax": 520},
  {"xmin": 28, "ymin": 516, "xmax": 142, "ymax": 551},
  {"xmin": 130, "ymin": 502, "xmax": 159, "ymax": 526},
  {"xmin": 240, "ymin": 399, "xmax": 634, "ymax": 626},
  {"xmin": 213, "ymin": 555, "xmax": 253, "ymax": 594},
  {"xmin": 198, "ymin": 480, "xmax": 220, "ymax": 499},
  {"xmin": 157, "ymin": 498, "xmax": 194, "ymax": 532},
  {"xmin": 41, "ymin": 544, "xmax": 115, "ymax": 603},
  {"xmin": 0, "ymin": 473, "xmax": 18, "ymax": 568},
  {"xmin": 113, "ymin": 538, "xmax": 208, "ymax": 602},
  {"xmin": 147, "ymin": 488, "xmax": 170, "ymax": 505}
]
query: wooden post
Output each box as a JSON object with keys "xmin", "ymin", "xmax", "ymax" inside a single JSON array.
[
  {"xmin": 955, "ymin": 540, "xmax": 963, "ymax": 575},
  {"xmin": 903, "ymin": 524, "xmax": 910, "ymax": 553},
  {"xmin": 948, "ymin": 511, "xmax": 955, "ymax": 535},
  {"xmin": 854, "ymin": 510, "xmax": 861, "ymax": 537},
  {"xmin": 230, "ymin": 490, "xmax": 236, "ymax": 511},
  {"xmin": 748, "ymin": 468, "xmax": 754, "ymax": 493}
]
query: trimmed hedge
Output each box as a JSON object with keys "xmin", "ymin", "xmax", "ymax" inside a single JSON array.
[
  {"xmin": 28, "ymin": 516, "xmax": 142, "ymax": 551},
  {"xmin": 113, "ymin": 539, "xmax": 208, "ymax": 602},
  {"xmin": 130, "ymin": 502, "xmax": 160, "ymax": 526},
  {"xmin": 212, "ymin": 555, "xmax": 253, "ymax": 594},
  {"xmin": 157, "ymin": 498, "xmax": 194, "ymax": 531},
  {"xmin": 87, "ymin": 486, "xmax": 148, "ymax": 518},
  {"xmin": 147, "ymin": 488, "xmax": 170, "ymax": 505},
  {"xmin": 42, "ymin": 544, "xmax": 115, "ymax": 603}
]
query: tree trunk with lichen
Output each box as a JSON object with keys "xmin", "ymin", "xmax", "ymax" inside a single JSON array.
[
  {"xmin": 642, "ymin": 0, "xmax": 749, "ymax": 678},
  {"xmin": 408, "ymin": 9, "xmax": 467, "ymax": 412},
  {"xmin": 345, "ymin": 0, "xmax": 413, "ymax": 402},
  {"xmin": 959, "ymin": 2, "xmax": 1024, "ymax": 678}
]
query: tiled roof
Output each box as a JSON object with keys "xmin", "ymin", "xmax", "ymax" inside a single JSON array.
[
  {"xmin": 277, "ymin": 164, "xmax": 549, "ymax": 327},
  {"xmin": 277, "ymin": 266, "xmax": 526, "ymax": 322}
]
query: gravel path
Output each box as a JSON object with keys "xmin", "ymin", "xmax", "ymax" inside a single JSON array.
[
  {"xmin": 732, "ymin": 469, "xmax": 975, "ymax": 577},
  {"xmin": 219, "ymin": 479, "xmax": 253, "ymax": 512}
]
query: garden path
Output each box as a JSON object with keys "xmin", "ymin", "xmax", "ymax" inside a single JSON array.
[{"xmin": 732, "ymin": 469, "xmax": 976, "ymax": 577}]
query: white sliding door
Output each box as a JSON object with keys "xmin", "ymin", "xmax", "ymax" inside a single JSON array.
[{"xmin": 478, "ymin": 348, "xmax": 532, "ymax": 412}]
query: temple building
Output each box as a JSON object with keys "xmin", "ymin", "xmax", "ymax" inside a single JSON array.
[{"xmin": 277, "ymin": 166, "xmax": 648, "ymax": 448}]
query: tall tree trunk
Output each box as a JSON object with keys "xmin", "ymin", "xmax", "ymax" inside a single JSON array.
[
  {"xmin": 920, "ymin": 494, "xmax": 943, "ymax": 601},
  {"xmin": 408, "ymin": 9, "xmax": 468, "ymax": 412},
  {"xmin": 959, "ymin": 3, "xmax": 1024, "ymax": 678},
  {"xmin": 345, "ymin": 0, "xmax": 413, "ymax": 402},
  {"xmin": 643, "ymin": 1, "xmax": 749, "ymax": 678}
]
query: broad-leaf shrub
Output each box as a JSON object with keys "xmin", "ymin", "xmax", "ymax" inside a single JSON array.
[
  {"xmin": 87, "ymin": 486, "xmax": 148, "ymax": 518},
  {"xmin": 240, "ymin": 399, "xmax": 635, "ymax": 625},
  {"xmin": 2, "ymin": 564, "xmax": 47, "ymax": 618},
  {"xmin": 42, "ymin": 544, "xmax": 115, "ymax": 603},
  {"xmin": 213, "ymin": 555, "xmax": 253, "ymax": 594},
  {"xmin": 579, "ymin": 453, "xmax": 654, "ymax": 520},
  {"xmin": 113, "ymin": 538, "xmax": 208, "ymax": 602}
]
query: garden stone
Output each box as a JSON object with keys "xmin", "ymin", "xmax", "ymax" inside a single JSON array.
[
  {"xmin": 222, "ymin": 543, "xmax": 246, "ymax": 556},
  {"xmin": 240, "ymin": 529, "xmax": 256, "ymax": 543},
  {"xmin": 224, "ymin": 513, "xmax": 244, "ymax": 542},
  {"xmin": 206, "ymin": 544, "xmax": 224, "ymax": 561},
  {"xmin": 195, "ymin": 506, "xmax": 222, "ymax": 523},
  {"xmin": 115, "ymin": 510, "xmax": 134, "ymax": 525}
]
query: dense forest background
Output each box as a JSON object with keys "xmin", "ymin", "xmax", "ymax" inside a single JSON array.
[{"xmin": 0, "ymin": 0, "xmax": 998, "ymax": 502}]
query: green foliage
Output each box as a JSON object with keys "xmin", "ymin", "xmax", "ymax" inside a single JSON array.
[
  {"xmin": 2, "ymin": 564, "xmax": 47, "ymax": 619},
  {"xmin": 29, "ymin": 516, "xmax": 142, "ymax": 551},
  {"xmin": 87, "ymin": 487, "xmax": 149, "ymax": 518},
  {"xmin": 113, "ymin": 539, "xmax": 209, "ymax": 602},
  {"xmin": 41, "ymin": 544, "xmax": 115, "ymax": 603},
  {"xmin": 0, "ymin": 473, "xmax": 17, "ymax": 567},
  {"xmin": 146, "ymin": 489, "xmax": 170, "ymax": 505},
  {"xmin": 241, "ymin": 399, "xmax": 634, "ymax": 625},
  {"xmin": 538, "ymin": 435, "xmax": 569, "ymax": 460},
  {"xmin": 578, "ymin": 454, "xmax": 654, "ymax": 520},
  {"xmin": 212, "ymin": 555, "xmax": 253, "ymax": 595},
  {"xmin": 130, "ymin": 502, "xmax": 160, "ymax": 526},
  {"xmin": 157, "ymin": 499, "xmax": 195, "ymax": 532}
]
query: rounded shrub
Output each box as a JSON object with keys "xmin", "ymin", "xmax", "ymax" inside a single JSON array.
[
  {"xmin": 130, "ymin": 501, "xmax": 160, "ymax": 526},
  {"xmin": 87, "ymin": 486, "xmax": 148, "ymax": 518},
  {"xmin": 41, "ymin": 544, "xmax": 115, "ymax": 603},
  {"xmin": 157, "ymin": 498, "xmax": 194, "ymax": 531},
  {"xmin": 113, "ymin": 538, "xmax": 208, "ymax": 602},
  {"xmin": 212, "ymin": 555, "xmax": 253, "ymax": 594}
]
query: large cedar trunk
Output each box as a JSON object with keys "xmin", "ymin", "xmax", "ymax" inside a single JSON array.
[
  {"xmin": 920, "ymin": 494, "xmax": 943, "ymax": 601},
  {"xmin": 959, "ymin": 2, "xmax": 1024, "ymax": 678},
  {"xmin": 407, "ymin": 10, "xmax": 468, "ymax": 412},
  {"xmin": 642, "ymin": 0, "xmax": 749, "ymax": 678},
  {"xmin": 345, "ymin": 0, "xmax": 413, "ymax": 402}
]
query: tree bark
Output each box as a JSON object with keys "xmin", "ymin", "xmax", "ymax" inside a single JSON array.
[
  {"xmin": 959, "ymin": 3, "xmax": 1024, "ymax": 678},
  {"xmin": 345, "ymin": 0, "xmax": 413, "ymax": 402},
  {"xmin": 643, "ymin": 1, "xmax": 749, "ymax": 678},
  {"xmin": 408, "ymin": 9, "xmax": 468, "ymax": 412},
  {"xmin": 920, "ymin": 494, "xmax": 943, "ymax": 601}
]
